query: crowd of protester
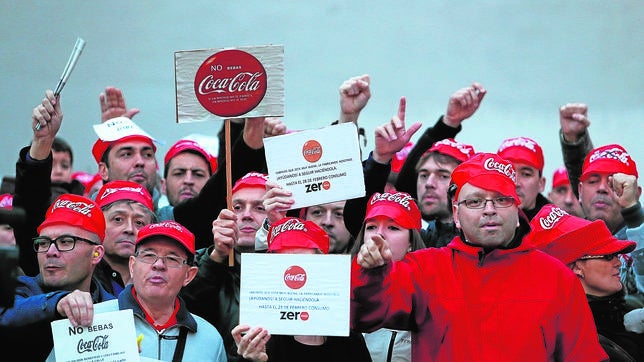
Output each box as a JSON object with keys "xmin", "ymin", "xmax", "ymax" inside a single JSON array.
[{"xmin": 0, "ymin": 74, "xmax": 642, "ymax": 361}]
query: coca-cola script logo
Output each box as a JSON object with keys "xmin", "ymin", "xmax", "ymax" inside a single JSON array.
[
  {"xmin": 194, "ymin": 49, "xmax": 267, "ymax": 117},
  {"xmin": 538, "ymin": 206, "xmax": 568, "ymax": 230},
  {"xmin": 284, "ymin": 265, "xmax": 307, "ymax": 289},
  {"xmin": 302, "ymin": 140, "xmax": 322, "ymax": 163}
]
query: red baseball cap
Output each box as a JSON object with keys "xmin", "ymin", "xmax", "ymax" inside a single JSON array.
[
  {"xmin": 427, "ymin": 138, "xmax": 475, "ymax": 163},
  {"xmin": 38, "ymin": 194, "xmax": 106, "ymax": 242},
  {"xmin": 0, "ymin": 193, "xmax": 13, "ymax": 209},
  {"xmin": 91, "ymin": 117, "xmax": 157, "ymax": 164},
  {"xmin": 365, "ymin": 192, "xmax": 422, "ymax": 230},
  {"xmin": 232, "ymin": 172, "xmax": 269, "ymax": 195},
  {"xmin": 136, "ymin": 221, "xmax": 195, "ymax": 256},
  {"xmin": 450, "ymin": 153, "xmax": 520, "ymax": 205},
  {"xmin": 497, "ymin": 136, "xmax": 544, "ymax": 171},
  {"xmin": 164, "ymin": 139, "xmax": 218, "ymax": 174},
  {"xmin": 390, "ymin": 142, "xmax": 414, "ymax": 173},
  {"xmin": 526, "ymin": 204, "xmax": 636, "ymax": 265},
  {"xmin": 551, "ymin": 166, "xmax": 570, "ymax": 189},
  {"xmin": 95, "ymin": 180, "xmax": 154, "ymax": 211},
  {"xmin": 268, "ymin": 217, "xmax": 329, "ymax": 254},
  {"xmin": 580, "ymin": 144, "xmax": 638, "ymax": 182}
]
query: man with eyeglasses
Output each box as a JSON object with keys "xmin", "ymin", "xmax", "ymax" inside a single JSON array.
[
  {"xmin": 120, "ymin": 220, "xmax": 226, "ymax": 361},
  {"xmin": 352, "ymin": 153, "xmax": 607, "ymax": 361},
  {"xmin": 0, "ymin": 193, "xmax": 115, "ymax": 361}
]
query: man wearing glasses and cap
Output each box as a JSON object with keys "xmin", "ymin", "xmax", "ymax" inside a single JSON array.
[
  {"xmin": 118, "ymin": 221, "xmax": 226, "ymax": 361},
  {"xmin": 0, "ymin": 194, "xmax": 114, "ymax": 361},
  {"xmin": 352, "ymin": 153, "xmax": 607, "ymax": 361}
]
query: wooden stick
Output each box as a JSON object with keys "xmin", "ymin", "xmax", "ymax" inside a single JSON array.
[{"xmin": 226, "ymin": 119, "xmax": 234, "ymax": 266}]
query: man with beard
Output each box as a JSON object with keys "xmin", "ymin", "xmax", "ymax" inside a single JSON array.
[{"xmin": 157, "ymin": 139, "xmax": 217, "ymax": 221}]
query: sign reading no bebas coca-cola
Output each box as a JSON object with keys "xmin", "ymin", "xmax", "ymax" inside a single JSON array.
[
  {"xmin": 175, "ymin": 45, "xmax": 284, "ymax": 123},
  {"xmin": 194, "ymin": 49, "xmax": 267, "ymax": 117}
]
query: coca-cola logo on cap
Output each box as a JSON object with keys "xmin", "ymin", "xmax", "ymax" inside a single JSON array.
[
  {"xmin": 194, "ymin": 49, "xmax": 267, "ymax": 117},
  {"xmin": 284, "ymin": 265, "xmax": 307, "ymax": 289}
]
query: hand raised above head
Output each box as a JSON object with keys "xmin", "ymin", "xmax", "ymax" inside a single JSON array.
[
  {"xmin": 443, "ymin": 82, "xmax": 486, "ymax": 127},
  {"xmin": 559, "ymin": 103, "xmax": 590, "ymax": 143},
  {"xmin": 373, "ymin": 96, "xmax": 422, "ymax": 164},
  {"xmin": 99, "ymin": 86, "xmax": 139, "ymax": 122},
  {"xmin": 339, "ymin": 74, "xmax": 371, "ymax": 124}
]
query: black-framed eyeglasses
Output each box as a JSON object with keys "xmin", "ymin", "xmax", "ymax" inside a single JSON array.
[
  {"xmin": 457, "ymin": 196, "xmax": 515, "ymax": 209},
  {"xmin": 579, "ymin": 253, "xmax": 620, "ymax": 261},
  {"xmin": 135, "ymin": 251, "xmax": 188, "ymax": 268},
  {"xmin": 33, "ymin": 235, "xmax": 98, "ymax": 253}
]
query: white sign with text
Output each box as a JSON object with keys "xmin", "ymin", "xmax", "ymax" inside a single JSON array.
[
  {"xmin": 263, "ymin": 122, "xmax": 365, "ymax": 210},
  {"xmin": 240, "ymin": 253, "xmax": 351, "ymax": 336},
  {"xmin": 51, "ymin": 309, "xmax": 139, "ymax": 362}
]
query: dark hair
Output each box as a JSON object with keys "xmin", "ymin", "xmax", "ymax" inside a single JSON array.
[
  {"xmin": 52, "ymin": 137, "xmax": 74, "ymax": 165},
  {"xmin": 350, "ymin": 224, "xmax": 426, "ymax": 258},
  {"xmin": 415, "ymin": 151, "xmax": 462, "ymax": 173},
  {"xmin": 163, "ymin": 149, "xmax": 213, "ymax": 178}
]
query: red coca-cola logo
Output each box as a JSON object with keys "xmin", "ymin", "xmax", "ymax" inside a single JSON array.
[
  {"xmin": 284, "ymin": 265, "xmax": 307, "ymax": 289},
  {"xmin": 194, "ymin": 49, "xmax": 267, "ymax": 117},
  {"xmin": 302, "ymin": 140, "xmax": 322, "ymax": 163},
  {"xmin": 300, "ymin": 311, "xmax": 309, "ymax": 321},
  {"xmin": 322, "ymin": 181, "xmax": 330, "ymax": 190}
]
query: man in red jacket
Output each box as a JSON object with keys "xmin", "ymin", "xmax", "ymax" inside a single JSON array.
[{"xmin": 351, "ymin": 152, "xmax": 608, "ymax": 361}]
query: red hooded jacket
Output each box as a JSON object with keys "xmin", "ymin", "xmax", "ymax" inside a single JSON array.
[{"xmin": 351, "ymin": 236, "xmax": 608, "ymax": 361}]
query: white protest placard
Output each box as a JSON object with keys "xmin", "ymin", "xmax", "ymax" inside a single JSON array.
[
  {"xmin": 239, "ymin": 253, "xmax": 351, "ymax": 336},
  {"xmin": 263, "ymin": 122, "xmax": 365, "ymax": 210},
  {"xmin": 51, "ymin": 309, "xmax": 139, "ymax": 362},
  {"xmin": 175, "ymin": 44, "xmax": 284, "ymax": 123}
]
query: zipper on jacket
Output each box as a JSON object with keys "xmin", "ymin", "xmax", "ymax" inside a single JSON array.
[
  {"xmin": 386, "ymin": 330, "xmax": 397, "ymax": 362},
  {"xmin": 477, "ymin": 250, "xmax": 485, "ymax": 267}
]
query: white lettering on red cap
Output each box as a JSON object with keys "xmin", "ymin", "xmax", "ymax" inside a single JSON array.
[
  {"xmin": 51, "ymin": 199, "xmax": 94, "ymax": 216},
  {"xmin": 589, "ymin": 147, "xmax": 632, "ymax": 166},
  {"xmin": 498, "ymin": 137, "xmax": 538, "ymax": 153},
  {"xmin": 271, "ymin": 219, "xmax": 307, "ymax": 240},
  {"xmin": 241, "ymin": 172, "xmax": 269, "ymax": 181},
  {"xmin": 100, "ymin": 186, "xmax": 146, "ymax": 200},
  {"xmin": 538, "ymin": 207, "xmax": 568, "ymax": 230},
  {"xmin": 149, "ymin": 221, "xmax": 184, "ymax": 233},
  {"xmin": 433, "ymin": 139, "xmax": 474, "ymax": 156},
  {"xmin": 370, "ymin": 192, "xmax": 413, "ymax": 210},
  {"xmin": 483, "ymin": 157, "xmax": 517, "ymax": 183}
]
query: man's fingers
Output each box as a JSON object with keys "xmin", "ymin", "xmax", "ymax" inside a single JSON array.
[{"xmin": 397, "ymin": 96, "xmax": 406, "ymax": 121}]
